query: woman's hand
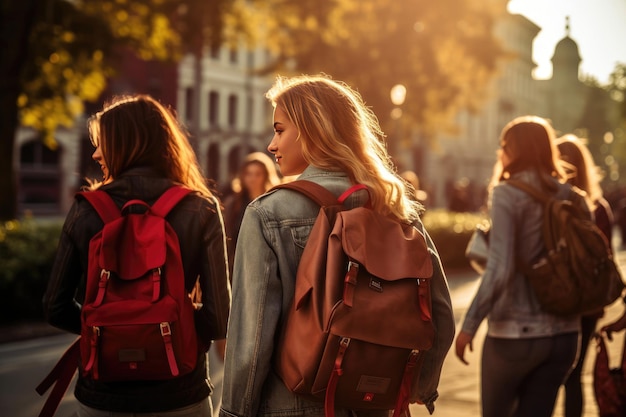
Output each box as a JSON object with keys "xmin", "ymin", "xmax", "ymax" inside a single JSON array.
[
  {"xmin": 455, "ymin": 330, "xmax": 474, "ymax": 365},
  {"xmin": 601, "ymin": 308, "xmax": 626, "ymax": 341}
]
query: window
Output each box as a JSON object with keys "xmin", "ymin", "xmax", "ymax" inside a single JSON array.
[
  {"xmin": 185, "ymin": 87, "xmax": 194, "ymax": 125},
  {"xmin": 19, "ymin": 140, "xmax": 61, "ymax": 211},
  {"xmin": 208, "ymin": 91, "xmax": 219, "ymax": 127},
  {"xmin": 229, "ymin": 48, "xmax": 238, "ymax": 64},
  {"xmin": 228, "ymin": 94, "xmax": 238, "ymax": 129}
]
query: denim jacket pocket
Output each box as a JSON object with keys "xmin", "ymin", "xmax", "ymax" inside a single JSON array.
[{"xmin": 290, "ymin": 224, "xmax": 313, "ymax": 259}]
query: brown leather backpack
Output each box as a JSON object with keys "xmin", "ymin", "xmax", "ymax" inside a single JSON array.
[
  {"xmin": 272, "ymin": 180, "xmax": 434, "ymax": 417},
  {"xmin": 508, "ymin": 179, "xmax": 624, "ymax": 316}
]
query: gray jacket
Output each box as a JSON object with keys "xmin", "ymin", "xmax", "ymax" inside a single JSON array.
[
  {"xmin": 461, "ymin": 170, "xmax": 587, "ymax": 339},
  {"xmin": 220, "ymin": 165, "xmax": 454, "ymax": 417}
]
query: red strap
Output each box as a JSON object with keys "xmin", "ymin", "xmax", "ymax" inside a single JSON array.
[
  {"xmin": 343, "ymin": 261, "xmax": 359, "ymax": 308},
  {"xmin": 161, "ymin": 322, "xmax": 179, "ymax": 377},
  {"xmin": 325, "ymin": 337, "xmax": 350, "ymax": 417},
  {"xmin": 392, "ymin": 350, "xmax": 421, "ymax": 417},
  {"xmin": 338, "ymin": 184, "xmax": 368, "ymax": 204},
  {"xmin": 121, "ymin": 199, "xmax": 150, "ymax": 214},
  {"xmin": 151, "ymin": 268, "xmax": 161, "ymax": 303},
  {"xmin": 418, "ymin": 279, "xmax": 432, "ymax": 321},
  {"xmin": 151, "ymin": 186, "xmax": 193, "ymax": 217},
  {"xmin": 77, "ymin": 190, "xmax": 121, "ymax": 224},
  {"xmin": 36, "ymin": 338, "xmax": 80, "ymax": 417},
  {"xmin": 84, "ymin": 327, "xmax": 99, "ymax": 378},
  {"xmin": 93, "ymin": 270, "xmax": 110, "ymax": 307}
]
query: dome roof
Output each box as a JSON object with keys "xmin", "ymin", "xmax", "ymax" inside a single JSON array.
[
  {"xmin": 551, "ymin": 16, "xmax": 581, "ymax": 64},
  {"xmin": 553, "ymin": 36, "xmax": 581, "ymax": 61}
]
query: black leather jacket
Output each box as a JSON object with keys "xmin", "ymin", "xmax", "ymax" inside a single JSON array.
[{"xmin": 43, "ymin": 167, "xmax": 231, "ymax": 412}]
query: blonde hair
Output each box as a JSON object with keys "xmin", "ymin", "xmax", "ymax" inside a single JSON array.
[
  {"xmin": 87, "ymin": 94, "xmax": 213, "ymax": 197},
  {"xmin": 490, "ymin": 115, "xmax": 568, "ymax": 191},
  {"xmin": 266, "ymin": 74, "xmax": 422, "ymax": 222},
  {"xmin": 556, "ymin": 134, "xmax": 604, "ymax": 207}
]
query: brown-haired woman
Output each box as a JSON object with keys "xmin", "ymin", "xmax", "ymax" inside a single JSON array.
[
  {"xmin": 455, "ymin": 116, "xmax": 590, "ymax": 417},
  {"xmin": 44, "ymin": 94, "xmax": 231, "ymax": 416}
]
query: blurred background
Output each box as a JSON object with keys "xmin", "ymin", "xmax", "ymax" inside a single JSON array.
[{"xmin": 1, "ymin": 0, "xmax": 625, "ymax": 327}]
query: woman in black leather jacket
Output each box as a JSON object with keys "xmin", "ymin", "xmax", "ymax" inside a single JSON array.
[{"xmin": 43, "ymin": 94, "xmax": 231, "ymax": 417}]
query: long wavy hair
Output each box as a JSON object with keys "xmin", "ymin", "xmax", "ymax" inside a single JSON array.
[
  {"xmin": 490, "ymin": 115, "xmax": 568, "ymax": 192},
  {"xmin": 556, "ymin": 134, "xmax": 604, "ymax": 208},
  {"xmin": 266, "ymin": 74, "xmax": 422, "ymax": 222},
  {"xmin": 87, "ymin": 94, "xmax": 213, "ymax": 197}
]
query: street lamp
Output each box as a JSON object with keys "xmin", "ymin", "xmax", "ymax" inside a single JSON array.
[
  {"xmin": 390, "ymin": 84, "xmax": 406, "ymax": 120},
  {"xmin": 390, "ymin": 84, "xmax": 407, "ymax": 168}
]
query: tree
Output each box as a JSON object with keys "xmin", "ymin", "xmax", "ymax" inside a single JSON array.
[
  {"xmin": 0, "ymin": 0, "xmax": 199, "ymax": 220},
  {"xmin": 0, "ymin": 0, "xmax": 39, "ymax": 221},
  {"xmin": 1, "ymin": 0, "xmax": 506, "ymax": 220},
  {"xmin": 244, "ymin": 0, "xmax": 507, "ymax": 138}
]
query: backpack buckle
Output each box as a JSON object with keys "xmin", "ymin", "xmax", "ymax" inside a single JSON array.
[{"xmin": 160, "ymin": 322, "xmax": 172, "ymax": 336}]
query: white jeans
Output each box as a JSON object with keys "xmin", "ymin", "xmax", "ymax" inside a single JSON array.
[{"xmin": 75, "ymin": 399, "xmax": 212, "ymax": 417}]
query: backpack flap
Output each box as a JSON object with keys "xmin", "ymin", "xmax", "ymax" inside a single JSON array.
[
  {"xmin": 337, "ymin": 208, "xmax": 432, "ymax": 280},
  {"xmin": 327, "ymin": 207, "xmax": 434, "ymax": 351},
  {"xmin": 100, "ymin": 204, "xmax": 167, "ymax": 280}
]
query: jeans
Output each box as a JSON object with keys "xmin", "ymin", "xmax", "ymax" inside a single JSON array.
[
  {"xmin": 564, "ymin": 314, "xmax": 599, "ymax": 417},
  {"xmin": 481, "ymin": 332, "xmax": 578, "ymax": 417},
  {"xmin": 76, "ymin": 399, "xmax": 212, "ymax": 417}
]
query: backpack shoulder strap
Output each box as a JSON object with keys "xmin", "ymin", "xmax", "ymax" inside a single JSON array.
[
  {"xmin": 151, "ymin": 186, "xmax": 193, "ymax": 217},
  {"xmin": 506, "ymin": 179, "xmax": 550, "ymax": 204},
  {"xmin": 36, "ymin": 337, "xmax": 80, "ymax": 417},
  {"xmin": 272, "ymin": 180, "xmax": 340, "ymax": 207},
  {"xmin": 76, "ymin": 190, "xmax": 121, "ymax": 224},
  {"xmin": 273, "ymin": 181, "xmax": 369, "ymax": 208}
]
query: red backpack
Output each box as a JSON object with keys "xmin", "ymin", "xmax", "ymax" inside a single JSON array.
[
  {"xmin": 76, "ymin": 185, "xmax": 198, "ymax": 381},
  {"xmin": 272, "ymin": 181, "xmax": 435, "ymax": 417},
  {"xmin": 37, "ymin": 186, "xmax": 199, "ymax": 416}
]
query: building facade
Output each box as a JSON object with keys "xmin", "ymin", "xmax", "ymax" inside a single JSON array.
[
  {"xmin": 420, "ymin": 14, "xmax": 619, "ymax": 210},
  {"xmin": 14, "ymin": 9, "xmax": 618, "ymax": 216}
]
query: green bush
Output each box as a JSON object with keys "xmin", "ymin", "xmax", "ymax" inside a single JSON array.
[
  {"xmin": 0, "ymin": 217, "xmax": 63, "ymax": 324},
  {"xmin": 0, "ymin": 210, "xmax": 486, "ymax": 324},
  {"xmin": 422, "ymin": 209, "xmax": 488, "ymax": 272}
]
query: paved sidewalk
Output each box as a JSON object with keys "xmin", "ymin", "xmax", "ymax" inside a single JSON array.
[{"xmin": 409, "ymin": 246, "xmax": 626, "ymax": 417}]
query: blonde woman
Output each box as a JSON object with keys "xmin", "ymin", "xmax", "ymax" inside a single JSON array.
[
  {"xmin": 220, "ymin": 75, "xmax": 454, "ymax": 417},
  {"xmin": 455, "ymin": 116, "xmax": 590, "ymax": 417},
  {"xmin": 44, "ymin": 95, "xmax": 231, "ymax": 417}
]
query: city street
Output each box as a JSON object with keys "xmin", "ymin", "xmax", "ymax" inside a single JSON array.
[{"xmin": 1, "ymin": 245, "xmax": 625, "ymax": 417}]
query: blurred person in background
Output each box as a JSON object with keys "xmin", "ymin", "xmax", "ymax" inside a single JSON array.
[
  {"xmin": 556, "ymin": 133, "xmax": 615, "ymax": 417},
  {"xmin": 455, "ymin": 116, "xmax": 589, "ymax": 417}
]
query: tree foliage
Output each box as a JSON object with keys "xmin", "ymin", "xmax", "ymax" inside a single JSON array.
[
  {"xmin": 2, "ymin": 0, "xmax": 507, "ymax": 220},
  {"xmin": 243, "ymin": 0, "xmax": 508, "ymax": 137}
]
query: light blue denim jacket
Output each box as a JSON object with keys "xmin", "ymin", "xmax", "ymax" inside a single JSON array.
[
  {"xmin": 220, "ymin": 166, "xmax": 455, "ymax": 417},
  {"xmin": 461, "ymin": 170, "xmax": 588, "ymax": 339}
]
